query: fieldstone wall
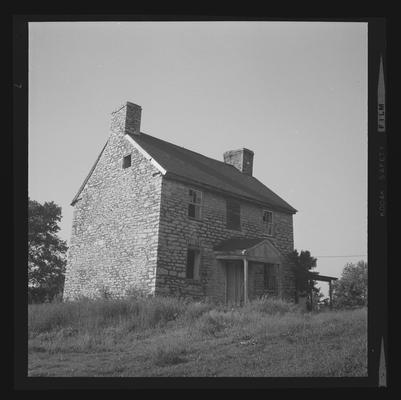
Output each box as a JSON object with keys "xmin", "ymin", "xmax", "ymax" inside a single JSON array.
[
  {"xmin": 155, "ymin": 178, "xmax": 296, "ymax": 303},
  {"xmin": 63, "ymin": 99, "xmax": 296, "ymax": 303},
  {"xmin": 63, "ymin": 131, "xmax": 162, "ymax": 300}
]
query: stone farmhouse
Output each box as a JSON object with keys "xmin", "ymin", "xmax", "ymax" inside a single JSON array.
[{"xmin": 63, "ymin": 101, "xmax": 299, "ymax": 305}]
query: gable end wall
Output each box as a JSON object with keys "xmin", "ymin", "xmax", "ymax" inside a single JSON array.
[{"xmin": 63, "ymin": 133, "xmax": 162, "ymax": 299}]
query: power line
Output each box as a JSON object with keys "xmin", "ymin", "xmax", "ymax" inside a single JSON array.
[{"xmin": 315, "ymin": 255, "xmax": 367, "ymax": 258}]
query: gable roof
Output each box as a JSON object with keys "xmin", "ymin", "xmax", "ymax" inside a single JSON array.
[
  {"xmin": 129, "ymin": 132, "xmax": 297, "ymax": 214},
  {"xmin": 213, "ymin": 237, "xmax": 283, "ymax": 264},
  {"xmin": 71, "ymin": 132, "xmax": 297, "ymax": 214}
]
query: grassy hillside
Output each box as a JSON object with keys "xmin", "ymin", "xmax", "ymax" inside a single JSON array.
[{"xmin": 28, "ymin": 296, "xmax": 367, "ymax": 377}]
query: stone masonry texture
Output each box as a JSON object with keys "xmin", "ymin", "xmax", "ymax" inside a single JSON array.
[
  {"xmin": 63, "ymin": 107, "xmax": 162, "ymax": 299},
  {"xmin": 64, "ymin": 102, "xmax": 296, "ymax": 302},
  {"xmin": 155, "ymin": 178, "xmax": 295, "ymax": 303}
]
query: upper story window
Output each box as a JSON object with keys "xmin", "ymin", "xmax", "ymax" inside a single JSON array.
[
  {"xmin": 122, "ymin": 154, "xmax": 132, "ymax": 169},
  {"xmin": 264, "ymin": 263, "xmax": 279, "ymax": 292},
  {"xmin": 186, "ymin": 248, "xmax": 200, "ymax": 280},
  {"xmin": 263, "ymin": 210, "xmax": 274, "ymax": 236},
  {"xmin": 188, "ymin": 188, "xmax": 202, "ymax": 220},
  {"xmin": 226, "ymin": 198, "xmax": 241, "ymax": 231}
]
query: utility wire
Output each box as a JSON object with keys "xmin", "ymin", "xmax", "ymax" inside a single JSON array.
[{"xmin": 315, "ymin": 255, "xmax": 367, "ymax": 258}]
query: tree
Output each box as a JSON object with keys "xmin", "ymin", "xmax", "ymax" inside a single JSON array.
[
  {"xmin": 332, "ymin": 261, "xmax": 367, "ymax": 309},
  {"xmin": 28, "ymin": 198, "xmax": 68, "ymax": 303},
  {"xmin": 288, "ymin": 249, "xmax": 318, "ymax": 310}
]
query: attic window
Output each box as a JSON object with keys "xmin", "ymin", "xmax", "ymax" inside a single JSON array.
[
  {"xmin": 226, "ymin": 199, "xmax": 241, "ymax": 231},
  {"xmin": 263, "ymin": 210, "xmax": 274, "ymax": 236},
  {"xmin": 188, "ymin": 188, "xmax": 202, "ymax": 220},
  {"xmin": 122, "ymin": 154, "xmax": 131, "ymax": 169}
]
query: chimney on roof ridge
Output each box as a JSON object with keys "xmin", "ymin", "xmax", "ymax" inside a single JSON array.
[
  {"xmin": 223, "ymin": 148, "xmax": 254, "ymax": 176},
  {"xmin": 110, "ymin": 101, "xmax": 142, "ymax": 136}
]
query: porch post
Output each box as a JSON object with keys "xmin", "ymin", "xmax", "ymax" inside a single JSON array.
[
  {"xmin": 329, "ymin": 280, "xmax": 333, "ymax": 310},
  {"xmin": 243, "ymin": 257, "xmax": 248, "ymax": 305}
]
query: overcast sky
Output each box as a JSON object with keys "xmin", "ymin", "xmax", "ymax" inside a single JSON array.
[{"xmin": 28, "ymin": 21, "xmax": 367, "ymax": 296}]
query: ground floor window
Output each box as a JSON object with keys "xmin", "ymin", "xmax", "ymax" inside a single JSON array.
[{"xmin": 186, "ymin": 248, "xmax": 200, "ymax": 280}]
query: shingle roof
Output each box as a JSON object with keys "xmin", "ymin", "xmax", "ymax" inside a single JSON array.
[
  {"xmin": 213, "ymin": 237, "xmax": 267, "ymax": 252},
  {"xmin": 129, "ymin": 132, "xmax": 297, "ymax": 214}
]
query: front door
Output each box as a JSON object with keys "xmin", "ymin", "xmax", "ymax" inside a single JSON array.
[{"xmin": 226, "ymin": 261, "xmax": 244, "ymax": 305}]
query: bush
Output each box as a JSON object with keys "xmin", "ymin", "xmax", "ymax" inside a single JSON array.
[{"xmin": 333, "ymin": 261, "xmax": 367, "ymax": 309}]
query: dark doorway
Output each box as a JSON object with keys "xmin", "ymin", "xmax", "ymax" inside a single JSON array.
[{"xmin": 225, "ymin": 261, "xmax": 244, "ymax": 305}]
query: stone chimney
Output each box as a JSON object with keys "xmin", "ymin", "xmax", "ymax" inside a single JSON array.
[
  {"xmin": 110, "ymin": 101, "xmax": 142, "ymax": 136},
  {"xmin": 223, "ymin": 148, "xmax": 254, "ymax": 176}
]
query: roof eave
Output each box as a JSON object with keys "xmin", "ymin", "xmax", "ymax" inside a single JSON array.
[
  {"xmin": 126, "ymin": 134, "xmax": 167, "ymax": 175},
  {"xmin": 70, "ymin": 140, "xmax": 109, "ymax": 206},
  {"xmin": 164, "ymin": 172, "xmax": 297, "ymax": 214}
]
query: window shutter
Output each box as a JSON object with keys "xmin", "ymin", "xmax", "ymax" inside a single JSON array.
[
  {"xmin": 186, "ymin": 248, "xmax": 201, "ymax": 280},
  {"xmin": 186, "ymin": 249, "xmax": 195, "ymax": 279},
  {"xmin": 264, "ymin": 263, "xmax": 278, "ymax": 292},
  {"xmin": 263, "ymin": 210, "xmax": 274, "ymax": 235},
  {"xmin": 227, "ymin": 199, "xmax": 240, "ymax": 230}
]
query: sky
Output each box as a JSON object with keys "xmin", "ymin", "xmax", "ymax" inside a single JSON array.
[{"xmin": 28, "ymin": 21, "xmax": 367, "ymax": 297}]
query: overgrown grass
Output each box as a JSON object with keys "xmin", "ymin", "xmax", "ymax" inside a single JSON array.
[
  {"xmin": 29, "ymin": 296, "xmax": 185, "ymax": 335},
  {"xmin": 28, "ymin": 296, "xmax": 367, "ymax": 377}
]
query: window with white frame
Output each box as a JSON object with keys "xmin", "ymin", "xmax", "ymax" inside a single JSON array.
[
  {"xmin": 188, "ymin": 188, "xmax": 202, "ymax": 219},
  {"xmin": 186, "ymin": 248, "xmax": 200, "ymax": 280},
  {"xmin": 263, "ymin": 210, "xmax": 274, "ymax": 235}
]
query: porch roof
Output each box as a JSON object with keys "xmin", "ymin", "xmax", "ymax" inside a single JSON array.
[
  {"xmin": 307, "ymin": 272, "xmax": 338, "ymax": 282},
  {"xmin": 214, "ymin": 237, "xmax": 283, "ymax": 264},
  {"xmin": 213, "ymin": 237, "xmax": 266, "ymax": 252}
]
